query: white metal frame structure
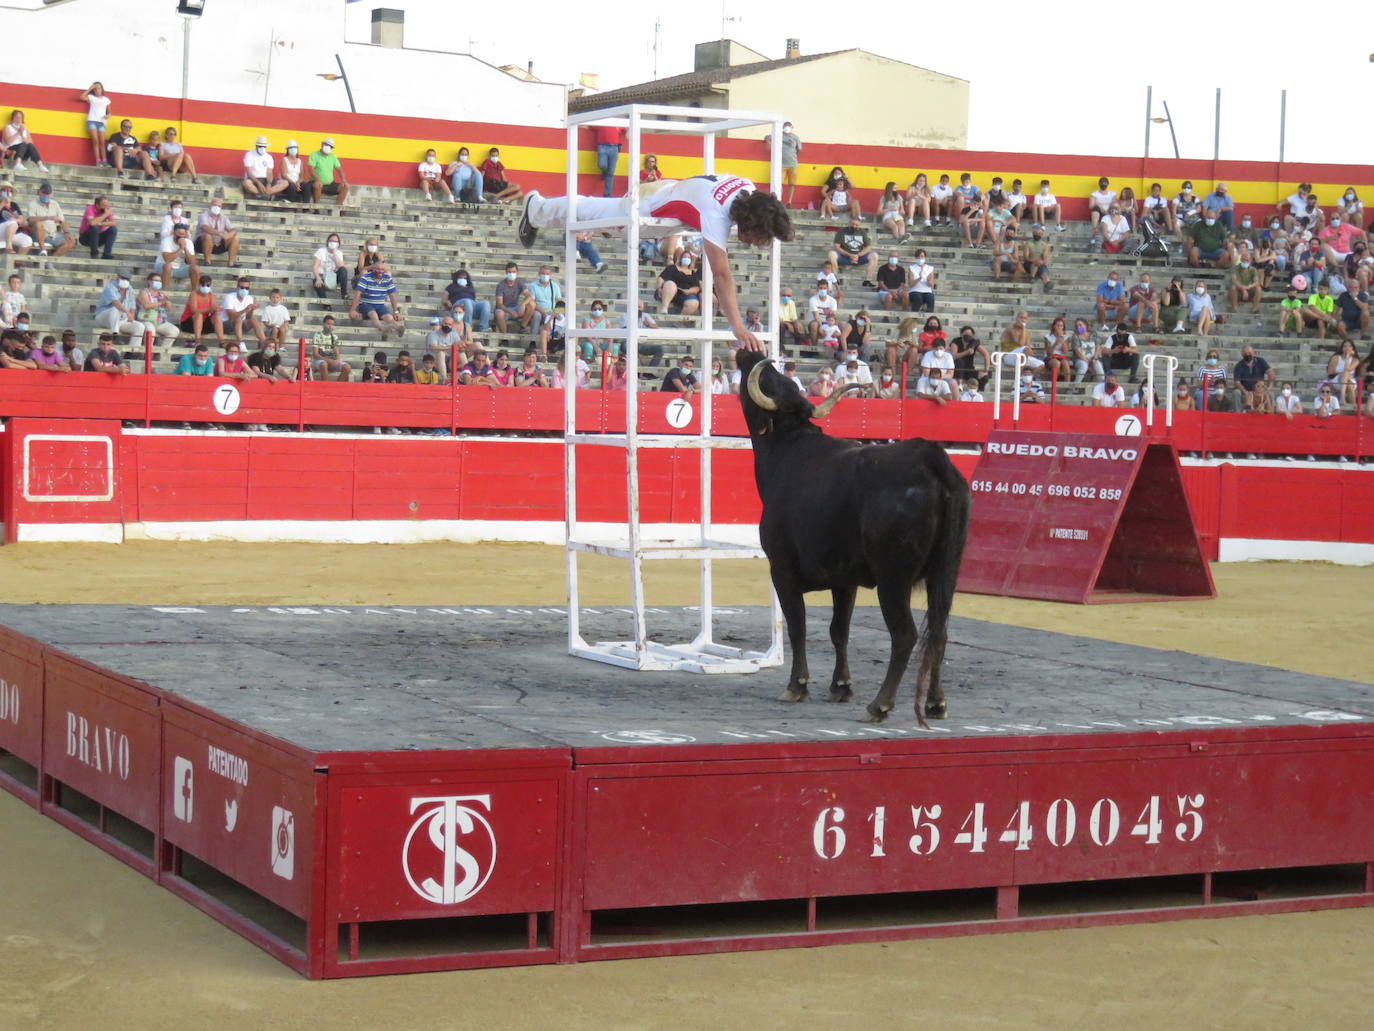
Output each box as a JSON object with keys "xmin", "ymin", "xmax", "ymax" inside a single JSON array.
[{"xmin": 562, "ymin": 103, "xmax": 785, "ymax": 672}]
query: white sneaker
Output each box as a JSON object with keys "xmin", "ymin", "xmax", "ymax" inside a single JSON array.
[
  {"xmin": 36, "ymin": 163, "xmax": 47, "ymax": 172},
  {"xmin": 594, "ymin": 262, "xmax": 605, "ymax": 273},
  {"xmin": 1172, "ymin": 324, "xmax": 1186, "ymax": 333},
  {"xmin": 923, "ymin": 219, "xmax": 932, "ymax": 227},
  {"xmin": 11, "ymin": 160, "xmax": 23, "ymax": 170},
  {"xmin": 1056, "ymin": 224, "xmax": 1066, "ymax": 232}
]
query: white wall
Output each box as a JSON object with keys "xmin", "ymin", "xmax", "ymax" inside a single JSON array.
[{"xmin": 0, "ymin": 0, "xmax": 566, "ymax": 127}]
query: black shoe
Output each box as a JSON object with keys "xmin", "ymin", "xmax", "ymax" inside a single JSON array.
[
  {"xmin": 862, "ymin": 280, "xmax": 875, "ymax": 288},
  {"xmin": 517, "ymin": 193, "xmax": 538, "ymax": 248}
]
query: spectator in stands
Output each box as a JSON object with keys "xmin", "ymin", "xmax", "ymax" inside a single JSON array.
[
  {"xmin": 175, "ymin": 341, "xmax": 214, "ymax": 378},
  {"xmin": 1193, "ymin": 349, "xmax": 1228, "ymax": 410},
  {"xmin": 221, "ymin": 276, "xmax": 266, "ymax": 346},
  {"xmin": 907, "ymin": 250, "xmax": 937, "ymax": 312},
  {"xmin": 709, "ymin": 357, "xmax": 730, "ymax": 395},
  {"xmin": 157, "ymin": 222, "xmax": 199, "ymax": 285},
  {"xmin": 494, "ymin": 261, "xmax": 536, "ymax": 334},
  {"xmin": 352, "ymin": 262, "xmax": 404, "ymax": 340},
  {"xmin": 915, "ymin": 365, "xmax": 953, "ymax": 406},
  {"xmin": 821, "ymin": 177, "xmax": 860, "ymax": 221},
  {"xmin": 179, "ymin": 274, "xmax": 221, "ymax": 344},
  {"xmin": 538, "ymin": 301, "xmax": 567, "ymax": 356},
  {"xmin": 1094, "ymin": 270, "xmax": 1129, "ymax": 329},
  {"xmin": 416, "ymin": 352, "xmax": 443, "ymax": 386},
  {"xmin": 309, "ymin": 138, "xmax": 349, "ymax": 207},
  {"xmin": 837, "ymin": 357, "xmax": 871, "ymax": 396},
  {"xmin": 1, "ymin": 273, "xmax": 25, "ymax": 328},
  {"xmin": 242, "ymin": 136, "xmax": 287, "ymax": 199},
  {"xmin": 312, "ymin": 314, "xmax": 350, "ymax": 380},
  {"xmin": 385, "ymin": 349, "xmax": 417, "ymax": 384},
  {"xmin": 904, "ymin": 172, "xmax": 932, "ymax": 227},
  {"xmin": 258, "ymin": 288, "xmax": 292, "ymax": 347},
  {"xmin": 530, "ymin": 265, "xmax": 564, "ymax": 330},
  {"xmin": 216, "ymin": 341, "xmax": 260, "ymax": 385},
  {"xmin": 1140, "ymin": 182, "xmax": 1173, "ymax": 231},
  {"xmin": 830, "ymin": 217, "xmax": 878, "ymax": 287},
  {"xmin": 142, "ymin": 128, "xmax": 165, "ymax": 172},
  {"xmin": 955, "ymin": 174, "xmax": 986, "ymax": 247},
  {"xmin": 809, "ymin": 367, "xmax": 837, "ymax": 399},
  {"xmin": 764, "ymin": 122, "xmax": 800, "ymax": 207},
  {"xmin": 1318, "ymin": 212, "xmax": 1366, "ymax": 268},
  {"xmin": 822, "ymin": 166, "xmax": 847, "ymax": 194},
  {"xmin": 594, "ymin": 126, "xmax": 624, "ymax": 197},
  {"xmin": 1127, "ymin": 273, "xmax": 1160, "ymax": 330},
  {"xmin": 1156, "ymin": 276, "xmax": 1185, "ymax": 334},
  {"xmin": 875, "ymin": 366, "xmax": 901, "ymax": 399},
  {"xmin": 997, "ymin": 311, "xmax": 1044, "ymax": 374},
  {"xmin": 84, "ymin": 333, "xmax": 127, "ymax": 374},
  {"xmin": 661, "ymin": 355, "xmax": 696, "ymax": 395},
  {"xmin": 917, "ymin": 315, "xmax": 947, "ymax": 354},
  {"xmin": 847, "ymin": 310, "xmax": 872, "ymax": 358},
  {"xmin": 312, "ymin": 234, "xmax": 349, "ymax": 307},
  {"xmin": 355, "ymin": 237, "xmax": 385, "ymax": 286},
  {"xmin": 1201, "ymin": 182, "xmax": 1234, "ymax": 230},
  {"xmin": 1173, "ymin": 181, "xmax": 1202, "ymax": 237},
  {"xmin": 1278, "ymin": 282, "xmax": 1304, "ymax": 337},
  {"xmin": 1098, "ymin": 206, "xmax": 1132, "ymax": 254},
  {"xmin": 106, "ymin": 119, "xmax": 157, "ymax": 180},
  {"xmin": 446, "ymin": 147, "xmax": 483, "ymax": 205},
  {"xmin": 25, "ymin": 182, "xmax": 75, "ymax": 258},
  {"xmin": 1313, "ymin": 384, "xmax": 1341, "ymax": 418},
  {"xmin": 775, "ymin": 287, "xmax": 805, "ymax": 348},
  {"xmin": 658, "ymin": 254, "xmax": 701, "ymax": 315},
  {"xmin": 1325, "ymin": 341, "xmax": 1361, "ymax": 407},
  {"xmin": 1279, "ymin": 184, "xmax": 1311, "ymax": 230},
  {"xmin": 1233, "ymin": 345, "xmax": 1274, "ymax": 410},
  {"xmin": 816, "ymin": 312, "xmax": 845, "ymax": 351},
  {"xmin": 1252, "ymin": 234, "xmax": 1280, "ymax": 288},
  {"xmin": 951, "ymin": 325, "xmax": 990, "ymax": 388},
  {"xmin": 1229, "ymin": 257, "xmax": 1263, "ymax": 314},
  {"xmin": 1092, "ymin": 373, "xmax": 1125, "ymax": 407},
  {"xmin": 958, "ymin": 378, "xmax": 984, "ymax": 403},
  {"xmin": 93, "ymin": 272, "xmax": 150, "ymax": 344},
  {"xmin": 156, "ymin": 126, "xmax": 198, "ymax": 183},
  {"xmin": 1187, "ymin": 280, "xmax": 1216, "ymax": 335},
  {"xmin": 135, "ymin": 272, "xmax": 181, "ymax": 345},
  {"xmin": 930, "ymin": 173, "xmax": 955, "ymax": 225},
  {"xmin": 0, "ymin": 330, "xmax": 36, "ymax": 369},
  {"xmin": 1071, "ymin": 318, "xmax": 1102, "ymax": 381},
  {"xmin": 918, "ymin": 335, "xmax": 953, "ymax": 382},
  {"xmin": 479, "ymin": 147, "xmax": 521, "ymax": 203},
  {"xmin": 1088, "ymin": 177, "xmax": 1115, "ymax": 228},
  {"xmin": 1229, "ymin": 213, "xmax": 1258, "ymax": 257},
  {"xmin": 877, "ymin": 182, "xmax": 906, "ymax": 241},
  {"xmin": 1032, "ymin": 180, "xmax": 1063, "ymax": 231},
  {"xmin": 196, "ymin": 199, "xmax": 239, "ymax": 267},
  {"xmin": 79, "ymin": 82, "xmax": 112, "ymax": 166},
  {"xmin": 418, "ymin": 148, "xmax": 455, "ymax": 202},
  {"xmin": 579, "ymin": 299, "xmax": 615, "ymax": 359},
  {"xmin": 515, "ymin": 349, "xmax": 548, "ymax": 388},
  {"xmin": 1105, "ymin": 323, "xmax": 1140, "ymax": 383},
  {"xmin": 984, "ymin": 196, "xmax": 1016, "ymax": 244},
  {"xmin": 1188, "ymin": 211, "xmax": 1231, "ymax": 268},
  {"xmin": 991, "ymin": 226, "xmax": 1018, "ymax": 282},
  {"xmin": 363, "ymin": 350, "xmax": 390, "ymax": 385},
  {"xmin": 2, "ymin": 110, "xmax": 46, "ymax": 170},
  {"xmin": 79, "ymin": 194, "xmax": 118, "ymax": 259},
  {"xmin": 1301, "ymin": 282, "xmax": 1345, "ymax": 341},
  {"xmin": 425, "ymin": 316, "xmax": 463, "ymax": 380},
  {"xmin": 574, "ymin": 230, "xmax": 606, "ymax": 273},
  {"xmin": 814, "ymin": 258, "xmax": 842, "ymax": 303},
  {"xmin": 807, "ymin": 281, "xmax": 839, "ymax": 342},
  {"xmin": 272, "ymin": 140, "xmax": 307, "ymax": 202},
  {"xmin": 1336, "ymin": 281, "xmax": 1370, "ymax": 342},
  {"xmin": 1018, "ymin": 224, "xmax": 1053, "ymax": 293},
  {"xmin": 248, "ymin": 336, "xmax": 296, "ymax": 383},
  {"xmin": 444, "ymin": 268, "xmax": 492, "ymax": 332},
  {"xmin": 1042, "ymin": 316, "xmax": 1071, "ymax": 382},
  {"xmin": 876, "ymin": 251, "xmax": 907, "ymax": 311},
  {"xmin": 1116, "ymin": 186, "xmax": 1138, "ymax": 228},
  {"xmin": 1275, "ymin": 381, "xmax": 1302, "ymax": 418},
  {"xmin": 57, "ymin": 329, "xmax": 82, "ymax": 371},
  {"xmin": 640, "ymin": 153, "xmax": 662, "ymax": 184},
  {"xmin": 0, "ymin": 184, "xmax": 32, "ymax": 254}
]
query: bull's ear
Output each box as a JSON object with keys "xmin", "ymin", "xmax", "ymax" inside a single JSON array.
[{"xmin": 759, "ymin": 416, "xmax": 773, "ymax": 435}]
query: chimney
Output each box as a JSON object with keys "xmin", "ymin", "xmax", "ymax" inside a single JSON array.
[
  {"xmin": 370, "ymin": 8, "xmax": 404, "ymax": 49},
  {"xmin": 785, "ymin": 38, "xmax": 801, "ymax": 60}
]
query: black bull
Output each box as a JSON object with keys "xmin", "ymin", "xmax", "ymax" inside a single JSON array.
[{"xmin": 736, "ymin": 350, "xmax": 971, "ymax": 724}]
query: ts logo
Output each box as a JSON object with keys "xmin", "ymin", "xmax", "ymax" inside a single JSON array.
[{"xmin": 402, "ymin": 795, "xmax": 497, "ymax": 906}]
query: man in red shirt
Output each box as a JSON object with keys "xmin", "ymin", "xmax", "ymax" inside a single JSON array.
[{"xmin": 594, "ymin": 126, "xmax": 624, "ymax": 197}]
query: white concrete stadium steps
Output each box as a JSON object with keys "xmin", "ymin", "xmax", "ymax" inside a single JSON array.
[{"xmin": 0, "ymin": 160, "xmax": 1351, "ymax": 396}]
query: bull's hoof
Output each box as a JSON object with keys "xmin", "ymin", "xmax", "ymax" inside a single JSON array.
[
  {"xmin": 827, "ymin": 680, "xmax": 853, "ymax": 703},
  {"xmin": 778, "ymin": 686, "xmax": 809, "ymax": 703},
  {"xmin": 860, "ymin": 704, "xmax": 891, "ymax": 724},
  {"xmin": 924, "ymin": 698, "xmax": 948, "ymax": 720}
]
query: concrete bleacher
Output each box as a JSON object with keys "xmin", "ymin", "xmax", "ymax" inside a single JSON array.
[{"xmin": 0, "ymin": 160, "xmax": 1353, "ymax": 401}]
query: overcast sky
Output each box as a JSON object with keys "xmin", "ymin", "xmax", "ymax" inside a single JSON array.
[{"xmin": 346, "ymin": 1, "xmax": 1374, "ymax": 166}]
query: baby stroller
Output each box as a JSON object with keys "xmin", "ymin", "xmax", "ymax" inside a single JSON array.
[{"xmin": 1133, "ymin": 218, "xmax": 1172, "ymax": 264}]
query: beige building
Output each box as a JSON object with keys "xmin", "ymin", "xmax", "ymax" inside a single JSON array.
[{"xmin": 569, "ymin": 40, "xmax": 968, "ymax": 150}]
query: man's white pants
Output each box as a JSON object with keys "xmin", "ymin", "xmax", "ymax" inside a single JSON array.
[{"xmin": 528, "ymin": 181, "xmax": 679, "ymax": 238}]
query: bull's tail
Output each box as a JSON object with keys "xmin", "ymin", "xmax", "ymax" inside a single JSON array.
[{"xmin": 914, "ymin": 446, "xmax": 971, "ymax": 720}]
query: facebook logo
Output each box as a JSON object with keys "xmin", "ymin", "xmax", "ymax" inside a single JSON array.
[{"xmin": 173, "ymin": 756, "xmax": 194, "ymax": 822}]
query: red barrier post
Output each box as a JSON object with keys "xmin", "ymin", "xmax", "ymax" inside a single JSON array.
[
  {"xmin": 899, "ymin": 358, "xmax": 908, "ymax": 400},
  {"xmin": 1049, "ymin": 365, "xmax": 1057, "ymax": 432},
  {"xmin": 600, "ymin": 348, "xmax": 610, "ymax": 390},
  {"xmin": 143, "ymin": 329, "xmax": 154, "ymax": 428},
  {"xmin": 296, "ymin": 337, "xmax": 307, "ymax": 432},
  {"xmin": 450, "ymin": 343, "xmax": 459, "ymax": 435},
  {"xmin": 1200, "ymin": 375, "xmax": 1209, "ymax": 460}
]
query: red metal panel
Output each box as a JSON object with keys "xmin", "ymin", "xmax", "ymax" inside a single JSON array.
[
  {"xmin": 161, "ymin": 702, "xmax": 317, "ymax": 919},
  {"xmin": 0, "ymin": 626, "xmax": 43, "ymax": 775},
  {"xmin": 4, "ymin": 418, "xmax": 123, "ymax": 528},
  {"xmin": 41, "ymin": 652, "xmax": 161, "ymax": 830},
  {"xmin": 328, "ymin": 755, "xmax": 566, "ymax": 923}
]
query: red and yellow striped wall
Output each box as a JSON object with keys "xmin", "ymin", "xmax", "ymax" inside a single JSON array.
[{"xmin": 4, "ymin": 80, "xmax": 1372, "ymax": 220}]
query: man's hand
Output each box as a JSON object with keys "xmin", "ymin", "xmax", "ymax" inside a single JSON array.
[{"xmin": 732, "ymin": 321, "xmax": 763, "ymax": 352}]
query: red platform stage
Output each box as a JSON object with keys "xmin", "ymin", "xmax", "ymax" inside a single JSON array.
[{"xmin": 1, "ymin": 604, "xmax": 1372, "ymax": 978}]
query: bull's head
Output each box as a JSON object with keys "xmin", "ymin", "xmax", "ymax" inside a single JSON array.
[{"xmin": 736, "ymin": 349, "xmax": 860, "ymax": 437}]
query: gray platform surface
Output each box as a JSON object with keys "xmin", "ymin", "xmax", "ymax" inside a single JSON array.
[{"xmin": 2, "ymin": 603, "xmax": 1371, "ymax": 754}]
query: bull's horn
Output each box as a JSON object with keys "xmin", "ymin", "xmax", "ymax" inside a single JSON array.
[
  {"xmin": 811, "ymin": 382, "xmax": 862, "ymax": 418},
  {"xmin": 746, "ymin": 359, "xmax": 779, "ymax": 411}
]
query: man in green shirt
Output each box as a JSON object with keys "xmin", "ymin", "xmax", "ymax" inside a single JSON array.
[
  {"xmin": 1278, "ymin": 285, "xmax": 1303, "ymax": 337},
  {"xmin": 311, "ymin": 313, "xmax": 352, "ymax": 379},
  {"xmin": 308, "ymin": 137, "xmax": 350, "ymax": 207},
  {"xmin": 1187, "ymin": 215, "xmax": 1231, "ymax": 268},
  {"xmin": 1301, "ymin": 283, "xmax": 1342, "ymax": 340},
  {"xmin": 1228, "ymin": 260, "xmax": 1262, "ymax": 313}
]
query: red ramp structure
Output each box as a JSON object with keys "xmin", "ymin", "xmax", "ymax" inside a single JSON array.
[{"xmin": 958, "ymin": 431, "xmax": 1215, "ymax": 603}]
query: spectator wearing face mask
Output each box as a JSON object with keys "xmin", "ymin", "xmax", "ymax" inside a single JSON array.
[
  {"xmin": 309, "ymin": 138, "xmax": 349, "ymax": 207},
  {"xmin": 351, "ymin": 262, "xmax": 404, "ymax": 341},
  {"xmin": 257, "ymin": 288, "xmax": 293, "ymax": 348},
  {"xmin": 478, "ymin": 147, "xmax": 521, "ymax": 203},
  {"xmin": 248, "ymin": 337, "xmax": 296, "ymax": 383},
  {"xmin": 918, "ymin": 337, "xmax": 954, "ymax": 387},
  {"xmin": 446, "ymin": 147, "xmax": 483, "ymax": 205},
  {"xmin": 216, "ymin": 340, "xmax": 262, "ymax": 386},
  {"xmin": 1173, "ymin": 181, "xmax": 1202, "ymax": 236},
  {"xmin": 94, "ymin": 271, "xmax": 156, "ymax": 345},
  {"xmin": 135, "ymin": 272, "xmax": 180, "ymax": 344},
  {"xmin": 179, "ymin": 274, "xmax": 222, "ymax": 344},
  {"xmin": 1187, "ymin": 210, "xmax": 1231, "ymax": 269},
  {"xmin": 847, "ymin": 310, "xmax": 873, "ymax": 357},
  {"xmin": 1088, "ymin": 177, "xmax": 1116, "ymax": 227},
  {"xmin": 1201, "ymin": 183, "xmax": 1235, "ymax": 231},
  {"xmin": 1318, "ymin": 213, "xmax": 1366, "ymax": 269},
  {"xmin": 154, "ymin": 125, "xmax": 198, "ymax": 183},
  {"xmin": 1277, "ymin": 282, "xmax": 1304, "ymax": 338},
  {"xmin": 158, "ymin": 222, "xmax": 199, "ymax": 286},
  {"xmin": 807, "ymin": 280, "xmax": 838, "ymax": 342},
  {"xmin": 1032, "ymin": 179, "xmax": 1063, "ymax": 232},
  {"xmin": 1094, "ymin": 271, "xmax": 1128, "ymax": 330},
  {"xmin": 1091, "ymin": 374, "xmax": 1125, "ymax": 408},
  {"xmin": 443, "ymin": 268, "xmax": 491, "ymax": 332},
  {"xmin": 78, "ymin": 193, "xmax": 117, "ymax": 259},
  {"xmin": 221, "ymin": 277, "xmax": 266, "ymax": 346},
  {"xmin": 529, "ymin": 265, "xmax": 563, "ymax": 325},
  {"xmin": 1193, "ymin": 350, "xmax": 1228, "ymax": 410},
  {"xmin": 1229, "ymin": 256, "xmax": 1263, "ymax": 314},
  {"xmin": 951, "ymin": 325, "xmax": 990, "ymax": 389},
  {"xmin": 1187, "ymin": 281, "xmax": 1216, "ymax": 335},
  {"xmin": 1127, "ymin": 274, "xmax": 1160, "ymax": 331},
  {"xmin": 915, "ymin": 365, "xmax": 953, "ymax": 406},
  {"xmin": 875, "ymin": 365, "xmax": 901, "ymax": 399},
  {"xmin": 417, "ymin": 147, "xmax": 455, "ymax": 202},
  {"xmin": 312, "ymin": 314, "xmax": 351, "ymax": 381},
  {"xmin": 24, "ymin": 181, "xmax": 74, "ymax": 258},
  {"xmin": 658, "ymin": 253, "xmax": 701, "ymax": 315},
  {"xmin": 494, "ymin": 262, "xmax": 536, "ymax": 334},
  {"xmin": 270, "ymin": 140, "xmax": 306, "ymax": 202},
  {"xmin": 1301, "ymin": 282, "xmax": 1345, "ymax": 341},
  {"xmin": 1275, "ymin": 381, "xmax": 1302, "ymax": 419},
  {"xmin": 763, "ymin": 121, "xmax": 801, "ymax": 208},
  {"xmin": 312, "ymin": 233, "xmax": 349, "ymax": 305},
  {"xmin": 2, "ymin": 109, "xmax": 46, "ymax": 171},
  {"xmin": 196, "ymin": 199, "xmax": 239, "ymax": 267},
  {"xmin": 242, "ymin": 136, "xmax": 288, "ymax": 199},
  {"xmin": 425, "ymin": 316, "xmax": 464, "ymax": 380},
  {"xmin": 906, "ymin": 250, "xmax": 937, "ymax": 312},
  {"xmin": 1097, "ymin": 206, "xmax": 1132, "ymax": 255},
  {"xmin": 580, "ymin": 299, "xmax": 615, "ymax": 360},
  {"xmin": 0, "ymin": 184, "xmax": 33, "ymax": 254},
  {"xmin": 776, "ymin": 288, "xmax": 805, "ymax": 348},
  {"xmin": 876, "ymin": 251, "xmax": 907, "ymax": 311}
]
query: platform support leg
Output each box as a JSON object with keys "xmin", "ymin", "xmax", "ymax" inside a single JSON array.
[
  {"xmin": 1365, "ymin": 862, "xmax": 1373, "ymax": 895},
  {"xmin": 527, "ymin": 912, "xmax": 539, "ymax": 950},
  {"xmin": 348, "ymin": 922, "xmax": 360, "ymax": 961},
  {"xmin": 1202, "ymin": 871, "xmax": 1213, "ymax": 905},
  {"xmin": 805, "ymin": 896, "xmax": 817, "ymax": 932},
  {"xmin": 995, "ymin": 885, "xmax": 1019, "ymax": 920}
]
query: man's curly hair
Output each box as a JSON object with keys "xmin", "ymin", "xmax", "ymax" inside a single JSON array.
[{"xmin": 731, "ymin": 190, "xmax": 795, "ymax": 243}]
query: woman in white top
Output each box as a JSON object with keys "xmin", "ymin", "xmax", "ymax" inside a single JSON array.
[
  {"xmin": 155, "ymin": 126, "xmax": 199, "ymax": 183},
  {"xmin": 878, "ymin": 181, "xmax": 906, "ymax": 241},
  {"xmin": 1338, "ymin": 188, "xmax": 1364, "ymax": 225},
  {"xmin": 905, "ymin": 173, "xmax": 933, "ymax": 226},
  {"xmin": 417, "ymin": 148, "xmax": 455, "ymax": 202},
  {"xmin": 1274, "ymin": 382, "xmax": 1302, "ymax": 418},
  {"xmin": 279, "ymin": 141, "xmax": 308, "ymax": 202},
  {"xmin": 1326, "ymin": 340, "xmax": 1360, "ymax": 406},
  {"xmin": 1088, "ymin": 177, "xmax": 1116, "ymax": 226},
  {"xmin": 2, "ymin": 111, "xmax": 46, "ymax": 171},
  {"xmin": 312, "ymin": 233, "xmax": 349, "ymax": 304},
  {"xmin": 709, "ymin": 358, "xmax": 730, "ymax": 394},
  {"xmin": 79, "ymin": 82, "xmax": 112, "ymax": 167}
]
